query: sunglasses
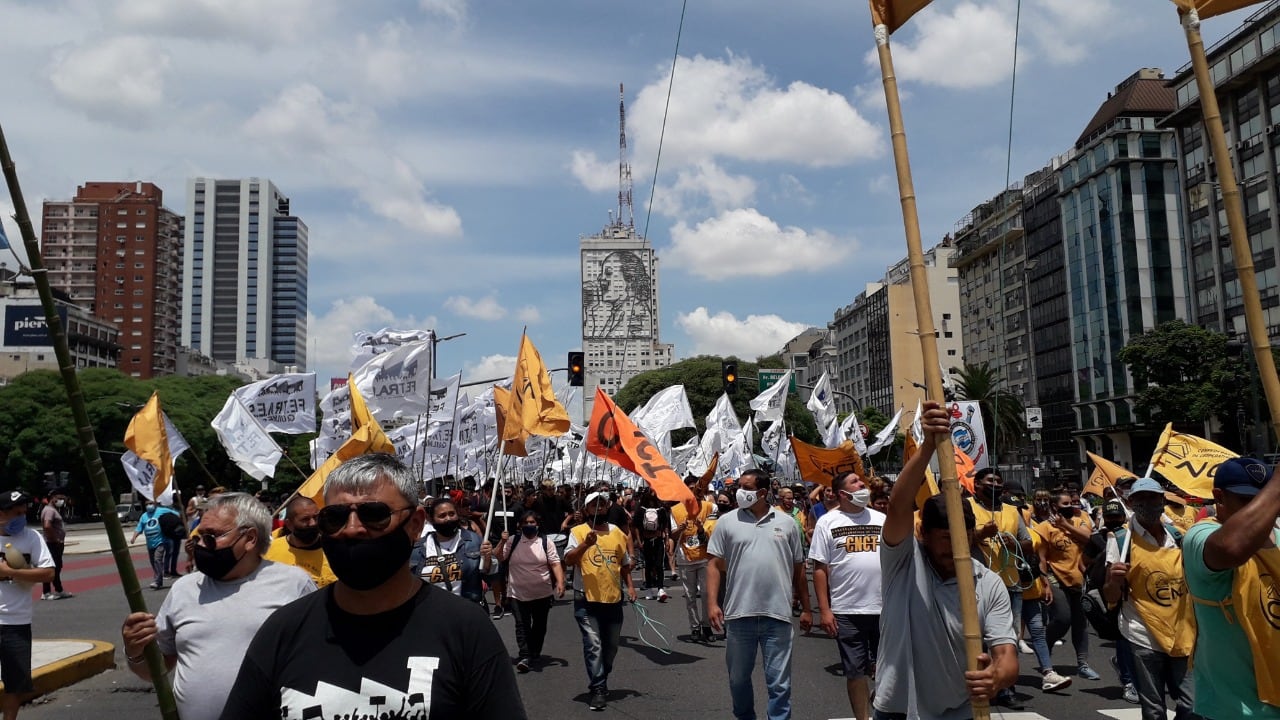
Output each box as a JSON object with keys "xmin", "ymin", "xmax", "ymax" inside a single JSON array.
[
  {"xmin": 195, "ymin": 526, "xmax": 248, "ymax": 551},
  {"xmin": 317, "ymin": 502, "xmax": 412, "ymax": 536}
]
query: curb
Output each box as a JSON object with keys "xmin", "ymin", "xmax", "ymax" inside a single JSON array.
[{"xmin": 0, "ymin": 640, "xmax": 116, "ymax": 697}]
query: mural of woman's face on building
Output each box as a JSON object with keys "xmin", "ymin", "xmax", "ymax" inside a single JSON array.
[{"xmin": 584, "ymin": 250, "xmax": 652, "ymax": 338}]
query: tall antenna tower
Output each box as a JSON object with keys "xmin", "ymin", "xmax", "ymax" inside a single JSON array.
[{"xmin": 617, "ymin": 83, "xmax": 635, "ymax": 230}]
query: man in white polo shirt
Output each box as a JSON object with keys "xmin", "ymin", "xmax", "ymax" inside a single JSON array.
[{"xmin": 811, "ymin": 469, "xmax": 885, "ymax": 720}]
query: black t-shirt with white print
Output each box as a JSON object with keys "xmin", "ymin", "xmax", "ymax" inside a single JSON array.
[{"xmin": 219, "ymin": 582, "xmax": 527, "ymax": 720}]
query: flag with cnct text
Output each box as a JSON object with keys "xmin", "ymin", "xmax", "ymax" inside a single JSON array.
[
  {"xmin": 1147, "ymin": 423, "xmax": 1236, "ymax": 499},
  {"xmin": 586, "ymin": 388, "xmax": 696, "ymax": 514}
]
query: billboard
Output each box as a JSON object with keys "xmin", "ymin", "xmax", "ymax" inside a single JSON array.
[{"xmin": 3, "ymin": 305, "xmax": 67, "ymax": 347}]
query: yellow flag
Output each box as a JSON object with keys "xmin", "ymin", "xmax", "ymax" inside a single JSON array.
[
  {"xmin": 297, "ymin": 379, "xmax": 396, "ymax": 505},
  {"xmin": 1171, "ymin": 0, "xmax": 1264, "ymax": 20},
  {"xmin": 790, "ymin": 436, "xmax": 865, "ymax": 487},
  {"xmin": 124, "ymin": 391, "xmax": 172, "ymax": 501},
  {"xmin": 1148, "ymin": 423, "xmax": 1238, "ymax": 499},
  {"xmin": 1083, "ymin": 452, "xmax": 1137, "ymax": 498},
  {"xmin": 869, "ymin": 0, "xmax": 934, "ymax": 33},
  {"xmin": 493, "ymin": 386, "xmax": 530, "ymax": 457},
  {"xmin": 506, "ymin": 333, "xmax": 570, "ymax": 440}
]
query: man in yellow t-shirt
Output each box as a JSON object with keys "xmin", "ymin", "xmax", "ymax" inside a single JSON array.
[
  {"xmin": 1035, "ymin": 491, "xmax": 1099, "ymax": 681},
  {"xmin": 671, "ymin": 480, "xmax": 717, "ymax": 641},
  {"xmin": 563, "ymin": 491, "xmax": 637, "ymax": 712},
  {"xmin": 263, "ymin": 497, "xmax": 335, "ymax": 588}
]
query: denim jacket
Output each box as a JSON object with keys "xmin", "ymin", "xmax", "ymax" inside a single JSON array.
[{"xmin": 410, "ymin": 529, "xmax": 492, "ymax": 602}]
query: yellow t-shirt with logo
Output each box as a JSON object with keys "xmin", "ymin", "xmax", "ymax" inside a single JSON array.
[
  {"xmin": 970, "ymin": 499, "xmax": 1026, "ymax": 588},
  {"xmin": 568, "ymin": 523, "xmax": 630, "ymax": 604},
  {"xmin": 263, "ymin": 535, "xmax": 337, "ymax": 588},
  {"xmin": 671, "ymin": 500, "xmax": 714, "ymax": 564},
  {"xmin": 1035, "ymin": 517, "xmax": 1086, "ymax": 588}
]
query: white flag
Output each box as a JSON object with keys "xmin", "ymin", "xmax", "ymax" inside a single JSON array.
[
  {"xmin": 949, "ymin": 400, "xmax": 990, "ymax": 470},
  {"xmin": 806, "ymin": 372, "xmax": 838, "ymax": 430},
  {"xmin": 309, "ymin": 435, "xmax": 343, "ymax": 470},
  {"xmin": 669, "ymin": 436, "xmax": 698, "ymax": 477},
  {"xmin": 631, "ymin": 385, "xmax": 696, "ymax": 440},
  {"xmin": 427, "ymin": 373, "xmax": 461, "ymax": 419},
  {"xmin": 351, "ymin": 339, "xmax": 434, "ymax": 419},
  {"xmin": 121, "ymin": 414, "xmax": 188, "ymax": 506},
  {"xmin": 707, "ymin": 393, "xmax": 742, "ymax": 438},
  {"xmin": 351, "ymin": 328, "xmax": 435, "ymax": 370},
  {"xmin": 866, "ymin": 407, "xmax": 905, "ymax": 456},
  {"xmin": 162, "ymin": 413, "xmax": 190, "ymax": 461},
  {"xmin": 318, "ymin": 384, "xmax": 351, "ymax": 441},
  {"xmin": 910, "ymin": 399, "xmax": 925, "ymax": 446},
  {"xmin": 761, "ymin": 419, "xmax": 787, "ymax": 458},
  {"xmin": 749, "ymin": 370, "xmax": 792, "ymax": 424},
  {"xmin": 211, "ymin": 397, "xmax": 283, "ymax": 480},
  {"xmin": 232, "ymin": 373, "xmax": 317, "ymax": 434},
  {"xmin": 845, "ymin": 412, "xmax": 867, "ymax": 455}
]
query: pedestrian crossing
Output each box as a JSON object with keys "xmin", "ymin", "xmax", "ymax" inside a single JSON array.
[{"xmin": 828, "ymin": 709, "xmax": 1173, "ymax": 720}]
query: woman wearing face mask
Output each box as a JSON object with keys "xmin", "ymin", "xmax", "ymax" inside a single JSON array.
[
  {"xmin": 1034, "ymin": 492, "xmax": 1102, "ymax": 681},
  {"xmin": 496, "ymin": 510, "xmax": 564, "ymax": 672},
  {"xmin": 410, "ymin": 499, "xmax": 496, "ymax": 605}
]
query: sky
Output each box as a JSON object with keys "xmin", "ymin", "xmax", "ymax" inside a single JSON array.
[{"xmin": 0, "ymin": 0, "xmax": 1257, "ymax": 389}]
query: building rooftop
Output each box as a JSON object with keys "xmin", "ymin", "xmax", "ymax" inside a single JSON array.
[{"xmin": 1076, "ymin": 70, "xmax": 1175, "ymax": 148}]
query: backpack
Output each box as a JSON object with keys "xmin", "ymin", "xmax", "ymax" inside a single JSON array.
[
  {"xmin": 157, "ymin": 511, "xmax": 186, "ymax": 541},
  {"xmin": 642, "ymin": 507, "xmax": 660, "ymax": 532}
]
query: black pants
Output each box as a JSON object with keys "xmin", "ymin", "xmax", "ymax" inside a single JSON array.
[
  {"xmin": 641, "ymin": 537, "xmax": 665, "ymax": 590},
  {"xmin": 42, "ymin": 542, "xmax": 64, "ymax": 594},
  {"xmin": 511, "ymin": 596, "xmax": 553, "ymax": 660}
]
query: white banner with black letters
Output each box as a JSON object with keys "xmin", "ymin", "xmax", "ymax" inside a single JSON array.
[{"xmin": 232, "ymin": 373, "xmax": 317, "ymax": 434}]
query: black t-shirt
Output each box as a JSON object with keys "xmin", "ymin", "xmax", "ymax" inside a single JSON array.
[
  {"xmin": 219, "ymin": 582, "xmax": 527, "ymax": 720},
  {"xmin": 531, "ymin": 495, "xmax": 567, "ymax": 535},
  {"xmin": 632, "ymin": 504, "xmax": 671, "ymax": 539},
  {"xmin": 606, "ymin": 503, "xmax": 631, "ymax": 530}
]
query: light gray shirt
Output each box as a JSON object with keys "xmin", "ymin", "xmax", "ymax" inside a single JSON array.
[
  {"xmin": 155, "ymin": 560, "xmax": 315, "ymax": 720},
  {"xmin": 707, "ymin": 506, "xmax": 803, "ymax": 623},
  {"xmin": 874, "ymin": 536, "xmax": 1015, "ymax": 720}
]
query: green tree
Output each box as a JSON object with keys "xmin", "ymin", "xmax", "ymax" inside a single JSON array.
[{"xmin": 953, "ymin": 362, "xmax": 1025, "ymax": 456}]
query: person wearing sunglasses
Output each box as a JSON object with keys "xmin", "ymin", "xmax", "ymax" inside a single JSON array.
[
  {"xmin": 410, "ymin": 498, "xmax": 496, "ymax": 605},
  {"xmin": 219, "ymin": 453, "xmax": 527, "ymax": 720},
  {"xmin": 120, "ymin": 493, "xmax": 315, "ymax": 720}
]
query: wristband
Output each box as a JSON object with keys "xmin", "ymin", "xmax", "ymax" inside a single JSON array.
[{"xmin": 126, "ymin": 652, "xmax": 146, "ymax": 664}]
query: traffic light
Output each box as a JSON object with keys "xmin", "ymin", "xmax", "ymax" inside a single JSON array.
[
  {"xmin": 568, "ymin": 351, "xmax": 585, "ymax": 386},
  {"xmin": 722, "ymin": 360, "xmax": 738, "ymax": 394}
]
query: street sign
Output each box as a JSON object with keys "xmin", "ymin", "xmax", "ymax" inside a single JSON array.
[
  {"xmin": 758, "ymin": 369, "xmax": 797, "ymax": 394},
  {"xmin": 1025, "ymin": 406, "xmax": 1043, "ymax": 430}
]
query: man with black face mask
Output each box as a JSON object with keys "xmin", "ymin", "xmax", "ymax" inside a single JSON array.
[
  {"xmin": 220, "ymin": 453, "xmax": 527, "ymax": 720},
  {"xmin": 264, "ymin": 497, "xmax": 336, "ymax": 587},
  {"xmin": 121, "ymin": 493, "xmax": 315, "ymax": 720}
]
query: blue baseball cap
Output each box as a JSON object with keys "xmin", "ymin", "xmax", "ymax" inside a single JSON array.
[
  {"xmin": 1215, "ymin": 457, "xmax": 1271, "ymax": 497},
  {"xmin": 1128, "ymin": 477, "xmax": 1164, "ymax": 496}
]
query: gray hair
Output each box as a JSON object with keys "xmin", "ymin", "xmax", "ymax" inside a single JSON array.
[
  {"xmin": 204, "ymin": 492, "xmax": 273, "ymax": 556},
  {"xmin": 324, "ymin": 453, "xmax": 419, "ymax": 509}
]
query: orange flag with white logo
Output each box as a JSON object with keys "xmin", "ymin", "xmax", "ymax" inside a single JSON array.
[
  {"xmin": 790, "ymin": 435, "xmax": 866, "ymax": 487},
  {"xmin": 586, "ymin": 388, "xmax": 696, "ymax": 514}
]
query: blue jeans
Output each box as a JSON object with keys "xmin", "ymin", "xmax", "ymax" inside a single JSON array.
[
  {"xmin": 574, "ymin": 598, "xmax": 623, "ymax": 693},
  {"xmin": 1116, "ymin": 635, "xmax": 1136, "ymax": 685},
  {"xmin": 1022, "ymin": 597, "xmax": 1053, "ymax": 671},
  {"xmin": 726, "ymin": 616, "xmax": 793, "ymax": 720}
]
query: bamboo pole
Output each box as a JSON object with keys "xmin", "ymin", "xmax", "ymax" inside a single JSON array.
[
  {"xmin": 872, "ymin": 24, "xmax": 989, "ymax": 719},
  {"xmin": 0, "ymin": 123, "xmax": 180, "ymax": 719},
  {"xmin": 1182, "ymin": 8, "xmax": 1280, "ymax": 449}
]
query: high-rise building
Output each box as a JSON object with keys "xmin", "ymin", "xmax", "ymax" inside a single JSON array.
[
  {"xmin": 1062, "ymin": 68, "xmax": 1187, "ymax": 468},
  {"xmin": 181, "ymin": 178, "xmax": 308, "ymax": 371},
  {"xmin": 41, "ymin": 182, "xmax": 182, "ymax": 377}
]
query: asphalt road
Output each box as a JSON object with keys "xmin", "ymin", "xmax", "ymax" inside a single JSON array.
[{"xmin": 22, "ymin": 526, "xmax": 1161, "ymax": 719}]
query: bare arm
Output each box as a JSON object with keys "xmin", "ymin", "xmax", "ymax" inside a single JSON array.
[
  {"xmin": 883, "ymin": 402, "xmax": 950, "ymax": 548},
  {"xmin": 1204, "ymin": 467, "xmax": 1280, "ymax": 572},
  {"xmin": 0, "ymin": 563, "xmax": 53, "ymax": 584}
]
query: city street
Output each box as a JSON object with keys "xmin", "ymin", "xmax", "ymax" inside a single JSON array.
[{"xmin": 24, "ymin": 524, "xmax": 1157, "ymax": 719}]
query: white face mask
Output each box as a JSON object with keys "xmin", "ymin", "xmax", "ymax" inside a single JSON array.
[
  {"xmin": 736, "ymin": 489, "xmax": 759, "ymax": 510},
  {"xmin": 842, "ymin": 488, "xmax": 871, "ymax": 508}
]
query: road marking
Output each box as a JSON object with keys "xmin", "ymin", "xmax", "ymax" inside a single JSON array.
[
  {"xmin": 830, "ymin": 709, "xmax": 1171, "ymax": 720},
  {"xmin": 1098, "ymin": 710, "xmax": 1174, "ymax": 720}
]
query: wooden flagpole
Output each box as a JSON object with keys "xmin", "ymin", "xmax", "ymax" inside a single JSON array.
[
  {"xmin": 0, "ymin": 123, "xmax": 180, "ymax": 719},
  {"xmin": 1181, "ymin": 7, "xmax": 1280, "ymax": 449},
  {"xmin": 871, "ymin": 22, "xmax": 989, "ymax": 719}
]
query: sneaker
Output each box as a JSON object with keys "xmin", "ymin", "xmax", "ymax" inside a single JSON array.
[
  {"xmin": 55, "ymin": 591, "xmax": 74, "ymax": 599},
  {"xmin": 700, "ymin": 625, "xmax": 714, "ymax": 642},
  {"xmin": 150, "ymin": 582, "xmax": 163, "ymax": 590},
  {"xmin": 589, "ymin": 689, "xmax": 608, "ymax": 711},
  {"xmin": 1041, "ymin": 669, "xmax": 1072, "ymax": 692},
  {"xmin": 657, "ymin": 589, "xmax": 669, "ymax": 603},
  {"xmin": 1054, "ymin": 639, "xmax": 1064, "ymax": 646},
  {"xmin": 40, "ymin": 593, "xmax": 56, "ymax": 601},
  {"xmin": 1122, "ymin": 683, "xmax": 1139, "ymax": 704},
  {"xmin": 992, "ymin": 692, "xmax": 1025, "ymax": 711},
  {"xmin": 515, "ymin": 658, "xmax": 530, "ymax": 673},
  {"xmin": 1018, "ymin": 639, "xmax": 1034, "ymax": 654},
  {"xmin": 490, "ymin": 605, "xmax": 505, "ymax": 620},
  {"xmin": 1078, "ymin": 663, "xmax": 1101, "ymax": 680}
]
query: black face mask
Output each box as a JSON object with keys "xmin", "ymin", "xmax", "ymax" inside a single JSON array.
[
  {"xmin": 1059, "ymin": 506, "xmax": 1078, "ymax": 518},
  {"xmin": 290, "ymin": 526, "xmax": 321, "ymax": 546},
  {"xmin": 716, "ymin": 503, "xmax": 733, "ymax": 516},
  {"xmin": 432, "ymin": 520, "xmax": 460, "ymax": 538},
  {"xmin": 321, "ymin": 525, "xmax": 413, "ymax": 591},
  {"xmin": 193, "ymin": 541, "xmax": 244, "ymax": 581},
  {"xmin": 589, "ymin": 512, "xmax": 608, "ymax": 527}
]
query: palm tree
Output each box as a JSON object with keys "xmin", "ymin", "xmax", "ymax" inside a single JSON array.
[{"xmin": 952, "ymin": 362, "xmax": 1025, "ymax": 458}]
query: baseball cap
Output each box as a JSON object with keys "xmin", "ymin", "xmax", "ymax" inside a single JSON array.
[
  {"xmin": 1102, "ymin": 499, "xmax": 1125, "ymax": 517},
  {"xmin": 0, "ymin": 490, "xmax": 32, "ymax": 510},
  {"xmin": 1128, "ymin": 477, "xmax": 1164, "ymax": 496},
  {"xmin": 583, "ymin": 491, "xmax": 611, "ymax": 508},
  {"xmin": 1215, "ymin": 457, "xmax": 1271, "ymax": 497}
]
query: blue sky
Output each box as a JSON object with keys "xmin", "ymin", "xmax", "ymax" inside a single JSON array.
[{"xmin": 0, "ymin": 0, "xmax": 1254, "ymax": 386}]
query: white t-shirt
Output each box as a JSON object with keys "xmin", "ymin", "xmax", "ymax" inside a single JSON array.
[
  {"xmin": 0, "ymin": 526, "xmax": 54, "ymax": 625},
  {"xmin": 808, "ymin": 506, "xmax": 886, "ymax": 615},
  {"xmin": 418, "ymin": 532, "xmax": 464, "ymax": 596}
]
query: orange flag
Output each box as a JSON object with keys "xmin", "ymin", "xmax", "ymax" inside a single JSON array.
[
  {"xmin": 586, "ymin": 388, "xmax": 697, "ymax": 514},
  {"xmin": 493, "ymin": 386, "xmax": 530, "ymax": 457},
  {"xmin": 506, "ymin": 333, "xmax": 570, "ymax": 440},
  {"xmin": 1171, "ymin": 0, "xmax": 1264, "ymax": 20},
  {"xmin": 297, "ymin": 377, "xmax": 396, "ymax": 505},
  {"xmin": 124, "ymin": 391, "xmax": 172, "ymax": 501},
  {"xmin": 790, "ymin": 435, "xmax": 865, "ymax": 487},
  {"xmin": 1082, "ymin": 451, "xmax": 1137, "ymax": 498},
  {"xmin": 869, "ymin": 0, "xmax": 934, "ymax": 33}
]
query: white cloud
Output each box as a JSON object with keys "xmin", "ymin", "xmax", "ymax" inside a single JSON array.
[
  {"xmin": 676, "ymin": 307, "xmax": 809, "ymax": 359},
  {"xmin": 242, "ymin": 83, "xmax": 372, "ymax": 150},
  {"xmin": 445, "ymin": 294, "xmax": 507, "ymax": 321},
  {"xmin": 464, "ymin": 354, "xmax": 515, "ymax": 384},
  {"xmin": 652, "ymin": 161, "xmax": 758, "ymax": 219},
  {"xmin": 114, "ymin": 0, "xmax": 327, "ymax": 48},
  {"xmin": 871, "ymin": 2, "xmax": 1019, "ymax": 90},
  {"xmin": 516, "ymin": 306, "xmax": 542, "ymax": 324},
  {"xmin": 666, "ymin": 208, "xmax": 852, "ymax": 280},
  {"xmin": 307, "ymin": 296, "xmax": 435, "ymax": 380},
  {"xmin": 569, "ymin": 150, "xmax": 617, "ymax": 193},
  {"xmin": 630, "ymin": 54, "xmax": 883, "ymax": 169},
  {"xmin": 421, "ymin": 0, "xmax": 468, "ymax": 24},
  {"xmin": 48, "ymin": 36, "xmax": 170, "ymax": 125}
]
